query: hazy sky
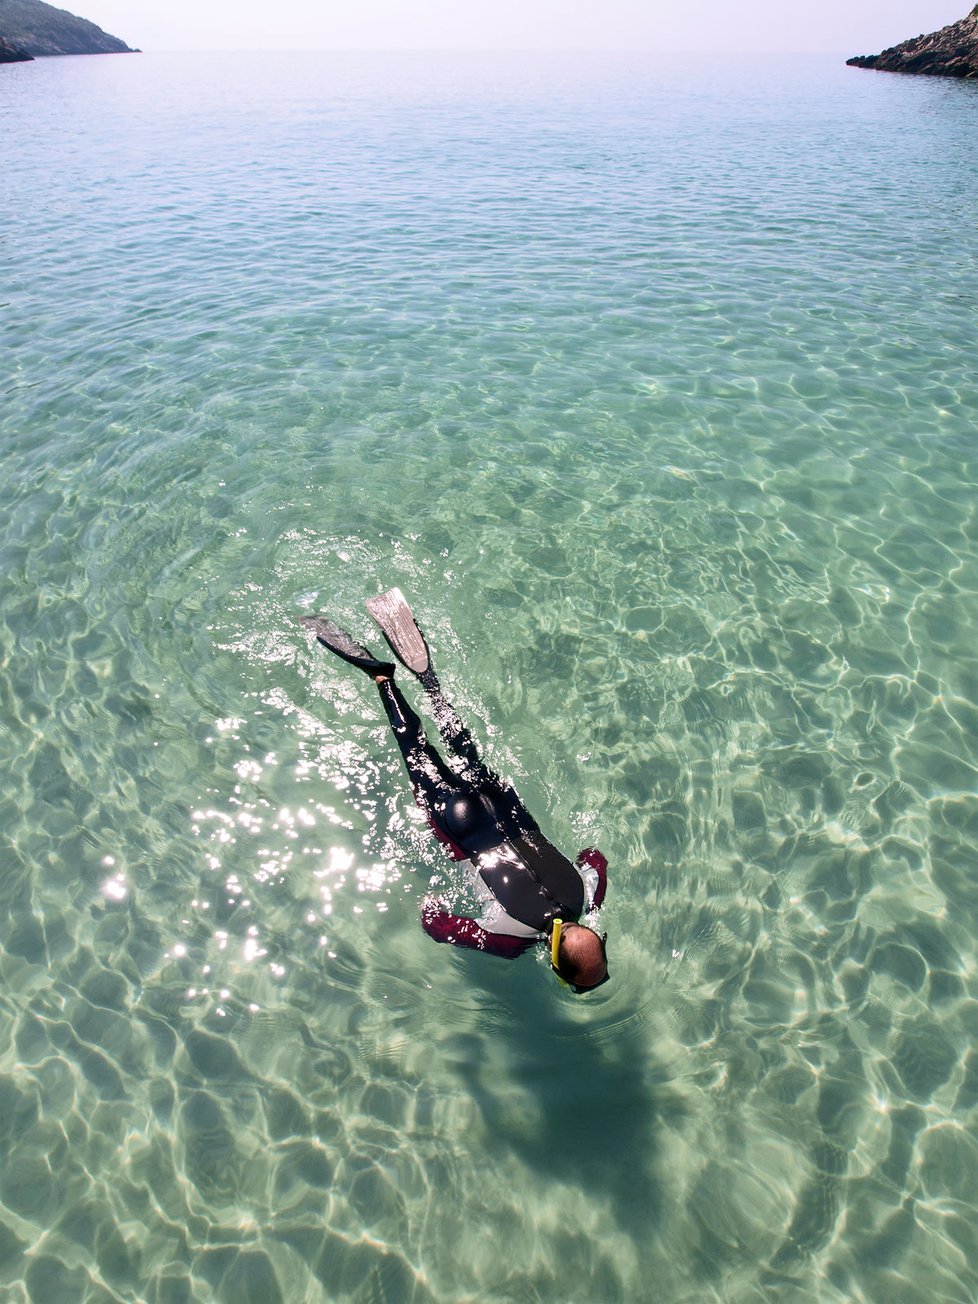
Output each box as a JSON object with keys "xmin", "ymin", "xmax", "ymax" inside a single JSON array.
[{"xmin": 78, "ymin": 1, "xmax": 967, "ymax": 55}]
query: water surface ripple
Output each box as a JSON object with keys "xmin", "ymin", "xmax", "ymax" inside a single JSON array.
[{"xmin": 2, "ymin": 49, "xmax": 978, "ymax": 1304}]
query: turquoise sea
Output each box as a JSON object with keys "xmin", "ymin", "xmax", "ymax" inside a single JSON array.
[{"xmin": 3, "ymin": 46, "xmax": 978, "ymax": 1303}]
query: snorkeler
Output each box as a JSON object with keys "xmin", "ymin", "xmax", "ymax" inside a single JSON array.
[{"xmin": 302, "ymin": 589, "xmax": 609, "ymax": 992}]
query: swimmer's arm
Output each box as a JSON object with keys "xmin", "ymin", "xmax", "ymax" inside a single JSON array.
[
  {"xmin": 576, "ymin": 847, "xmax": 608, "ymax": 907},
  {"xmin": 420, "ymin": 898, "xmax": 537, "ymax": 958}
]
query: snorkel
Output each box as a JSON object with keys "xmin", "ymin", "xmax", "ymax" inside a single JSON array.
[{"xmin": 550, "ymin": 918, "xmax": 565, "ymax": 981}]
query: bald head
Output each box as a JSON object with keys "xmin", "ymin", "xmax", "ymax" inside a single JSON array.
[{"xmin": 556, "ymin": 922, "xmax": 608, "ymax": 991}]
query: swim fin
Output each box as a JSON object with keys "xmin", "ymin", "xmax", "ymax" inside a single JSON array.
[
  {"xmin": 365, "ymin": 587, "xmax": 432, "ymax": 676},
  {"xmin": 301, "ymin": 615, "xmax": 395, "ymax": 678}
]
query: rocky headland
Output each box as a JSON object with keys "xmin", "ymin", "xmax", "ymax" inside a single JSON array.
[
  {"xmin": 0, "ymin": 32, "xmax": 32, "ymax": 60},
  {"xmin": 0, "ymin": 0, "xmax": 135, "ymax": 58},
  {"xmin": 847, "ymin": 6, "xmax": 978, "ymax": 76}
]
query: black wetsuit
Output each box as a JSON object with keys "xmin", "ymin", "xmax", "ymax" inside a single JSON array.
[{"xmin": 376, "ymin": 676, "xmax": 586, "ymax": 931}]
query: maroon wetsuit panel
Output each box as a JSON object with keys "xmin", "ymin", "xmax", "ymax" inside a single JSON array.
[{"xmin": 420, "ymin": 900, "xmax": 537, "ymax": 958}]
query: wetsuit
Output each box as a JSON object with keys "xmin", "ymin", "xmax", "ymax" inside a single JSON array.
[{"xmin": 376, "ymin": 676, "xmax": 607, "ymax": 957}]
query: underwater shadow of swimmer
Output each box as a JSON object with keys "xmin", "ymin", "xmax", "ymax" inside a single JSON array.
[{"xmin": 443, "ymin": 967, "xmax": 683, "ymax": 1239}]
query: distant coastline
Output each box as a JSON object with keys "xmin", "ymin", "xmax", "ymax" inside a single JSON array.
[
  {"xmin": 0, "ymin": 0, "xmax": 136, "ymax": 60},
  {"xmin": 847, "ymin": 5, "xmax": 978, "ymax": 77}
]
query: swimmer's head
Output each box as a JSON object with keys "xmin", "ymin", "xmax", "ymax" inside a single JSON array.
[{"xmin": 550, "ymin": 919, "xmax": 609, "ymax": 993}]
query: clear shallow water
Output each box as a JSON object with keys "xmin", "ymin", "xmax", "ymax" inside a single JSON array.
[{"xmin": 2, "ymin": 46, "xmax": 978, "ymax": 1303}]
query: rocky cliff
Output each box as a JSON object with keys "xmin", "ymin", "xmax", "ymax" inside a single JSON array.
[
  {"xmin": 0, "ymin": 0, "xmax": 134, "ymax": 57},
  {"xmin": 847, "ymin": 6, "xmax": 978, "ymax": 76},
  {"xmin": 0, "ymin": 32, "xmax": 32, "ymax": 59}
]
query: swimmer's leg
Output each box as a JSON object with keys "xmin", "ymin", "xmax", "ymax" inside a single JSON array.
[
  {"xmin": 417, "ymin": 673, "xmax": 540, "ymax": 839},
  {"xmin": 364, "ymin": 587, "xmax": 487, "ymax": 776},
  {"xmin": 363, "ymin": 587, "xmax": 535, "ymax": 836},
  {"xmin": 377, "ymin": 678, "xmax": 512, "ymax": 853},
  {"xmin": 375, "ymin": 676, "xmax": 464, "ymax": 815},
  {"xmin": 417, "ymin": 669, "xmax": 487, "ymax": 775}
]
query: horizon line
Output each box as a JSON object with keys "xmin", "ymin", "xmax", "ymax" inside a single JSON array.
[{"xmin": 115, "ymin": 45, "xmax": 859, "ymax": 57}]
